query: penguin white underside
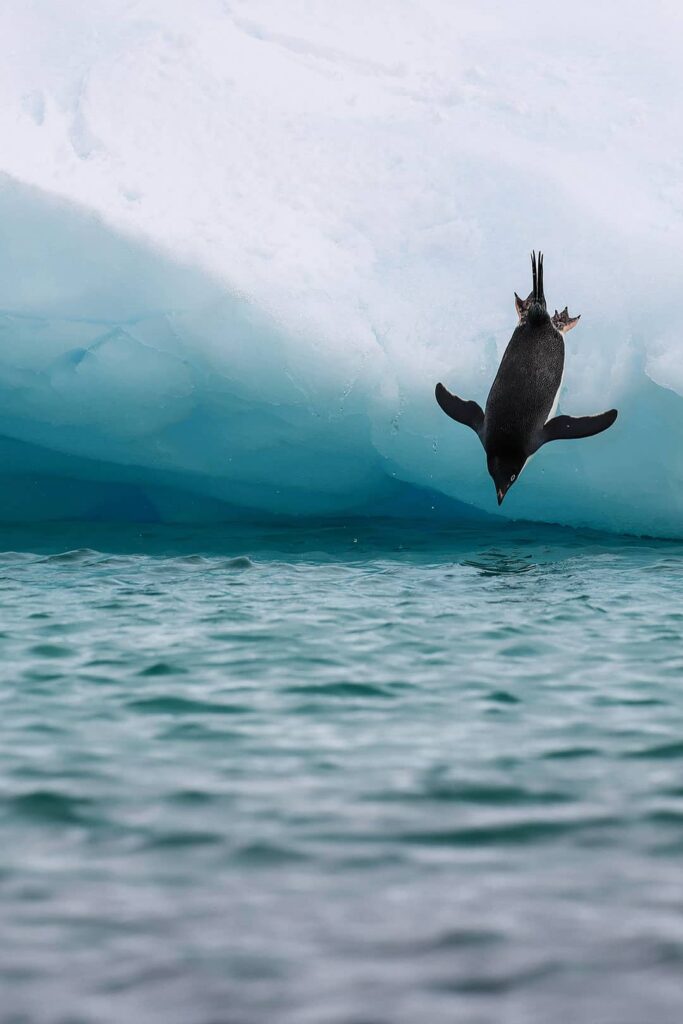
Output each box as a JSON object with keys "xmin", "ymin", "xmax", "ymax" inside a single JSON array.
[
  {"xmin": 500, "ymin": 355, "xmax": 562, "ymax": 485},
  {"xmin": 545, "ymin": 367, "xmax": 564, "ymax": 425},
  {"xmin": 516, "ymin": 368, "xmax": 563, "ymax": 481}
]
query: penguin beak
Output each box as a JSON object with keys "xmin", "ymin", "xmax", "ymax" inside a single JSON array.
[{"xmin": 497, "ymin": 488, "xmax": 505, "ymax": 505}]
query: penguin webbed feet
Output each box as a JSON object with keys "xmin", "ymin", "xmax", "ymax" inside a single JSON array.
[{"xmin": 552, "ymin": 307, "xmax": 581, "ymax": 333}]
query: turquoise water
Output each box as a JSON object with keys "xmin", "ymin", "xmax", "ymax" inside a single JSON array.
[{"xmin": 2, "ymin": 518, "xmax": 683, "ymax": 1024}]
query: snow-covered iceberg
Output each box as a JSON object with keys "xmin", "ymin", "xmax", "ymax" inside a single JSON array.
[{"xmin": 0, "ymin": 0, "xmax": 682, "ymax": 535}]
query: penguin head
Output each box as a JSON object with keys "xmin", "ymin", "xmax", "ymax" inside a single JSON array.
[
  {"xmin": 488, "ymin": 452, "xmax": 525, "ymax": 505},
  {"xmin": 552, "ymin": 306, "xmax": 581, "ymax": 333}
]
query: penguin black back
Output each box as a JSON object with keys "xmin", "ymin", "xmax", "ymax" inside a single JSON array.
[
  {"xmin": 435, "ymin": 252, "xmax": 618, "ymax": 505},
  {"xmin": 484, "ymin": 253, "xmax": 563, "ymax": 458}
]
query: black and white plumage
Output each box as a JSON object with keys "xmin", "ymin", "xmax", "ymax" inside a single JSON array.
[{"xmin": 435, "ymin": 252, "xmax": 618, "ymax": 505}]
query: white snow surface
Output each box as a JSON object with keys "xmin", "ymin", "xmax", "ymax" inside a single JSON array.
[{"xmin": 0, "ymin": 0, "xmax": 682, "ymax": 532}]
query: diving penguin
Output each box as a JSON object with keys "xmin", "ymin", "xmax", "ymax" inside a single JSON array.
[{"xmin": 435, "ymin": 252, "xmax": 617, "ymax": 505}]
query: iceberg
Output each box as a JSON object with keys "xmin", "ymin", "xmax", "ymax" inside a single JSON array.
[{"xmin": 0, "ymin": 0, "xmax": 682, "ymax": 535}]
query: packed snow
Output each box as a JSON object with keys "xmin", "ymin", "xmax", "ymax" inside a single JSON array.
[{"xmin": 0, "ymin": 0, "xmax": 682, "ymax": 534}]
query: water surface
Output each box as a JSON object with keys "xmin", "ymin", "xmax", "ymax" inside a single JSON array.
[{"xmin": 1, "ymin": 519, "xmax": 683, "ymax": 1023}]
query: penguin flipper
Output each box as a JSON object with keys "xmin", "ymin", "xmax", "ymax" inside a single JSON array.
[
  {"xmin": 541, "ymin": 409, "xmax": 618, "ymax": 445},
  {"xmin": 435, "ymin": 383, "xmax": 484, "ymax": 436}
]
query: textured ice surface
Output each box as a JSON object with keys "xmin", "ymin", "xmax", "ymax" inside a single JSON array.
[{"xmin": 0, "ymin": 1, "xmax": 682, "ymax": 533}]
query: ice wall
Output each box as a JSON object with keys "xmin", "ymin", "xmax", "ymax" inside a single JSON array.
[{"xmin": 0, "ymin": 0, "xmax": 682, "ymax": 534}]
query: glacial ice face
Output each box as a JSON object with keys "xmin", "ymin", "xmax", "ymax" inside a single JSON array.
[{"xmin": 0, "ymin": 1, "xmax": 683, "ymax": 534}]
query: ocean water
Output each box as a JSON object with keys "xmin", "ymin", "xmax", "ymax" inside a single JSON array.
[{"xmin": 1, "ymin": 517, "xmax": 683, "ymax": 1024}]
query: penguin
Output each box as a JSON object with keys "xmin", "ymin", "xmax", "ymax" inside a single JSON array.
[{"xmin": 435, "ymin": 252, "xmax": 617, "ymax": 505}]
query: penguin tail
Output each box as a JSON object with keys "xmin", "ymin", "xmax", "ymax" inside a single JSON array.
[
  {"xmin": 529, "ymin": 250, "xmax": 547, "ymax": 318},
  {"xmin": 531, "ymin": 250, "xmax": 545, "ymax": 305}
]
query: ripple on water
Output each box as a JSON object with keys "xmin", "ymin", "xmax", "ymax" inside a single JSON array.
[
  {"xmin": 8, "ymin": 791, "xmax": 94, "ymax": 826},
  {"xmin": 2, "ymin": 520, "xmax": 683, "ymax": 1023},
  {"xmin": 413, "ymin": 780, "xmax": 573, "ymax": 806},
  {"xmin": 395, "ymin": 816, "xmax": 617, "ymax": 847},
  {"xmin": 432, "ymin": 960, "xmax": 560, "ymax": 995},
  {"xmin": 22, "ymin": 668, "xmax": 64, "ymax": 682},
  {"xmin": 137, "ymin": 662, "xmax": 188, "ymax": 677},
  {"xmin": 207, "ymin": 630, "xmax": 274, "ymax": 643},
  {"xmin": 463, "ymin": 552, "xmax": 537, "ymax": 576},
  {"xmin": 500, "ymin": 642, "xmax": 547, "ymax": 657},
  {"xmin": 626, "ymin": 740, "xmax": 683, "ymax": 760},
  {"xmin": 217, "ymin": 556, "xmax": 255, "ymax": 570},
  {"xmin": 284, "ymin": 681, "xmax": 394, "ymax": 699},
  {"xmin": 127, "ymin": 695, "xmax": 252, "ymax": 715},
  {"xmin": 541, "ymin": 746, "xmax": 601, "ymax": 760},
  {"xmin": 232, "ymin": 841, "xmax": 311, "ymax": 865},
  {"xmin": 594, "ymin": 696, "xmax": 666, "ymax": 707},
  {"xmin": 486, "ymin": 690, "xmax": 521, "ymax": 704},
  {"xmin": 28, "ymin": 643, "xmax": 75, "ymax": 659},
  {"xmin": 159, "ymin": 723, "xmax": 245, "ymax": 742},
  {"xmin": 166, "ymin": 789, "xmax": 220, "ymax": 805},
  {"xmin": 141, "ymin": 831, "xmax": 224, "ymax": 850},
  {"xmin": 39, "ymin": 548, "xmax": 101, "ymax": 564},
  {"xmin": 366, "ymin": 927, "xmax": 505, "ymax": 956}
]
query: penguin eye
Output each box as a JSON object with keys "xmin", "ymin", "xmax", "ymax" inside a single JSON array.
[{"xmin": 510, "ymin": 474, "xmax": 516, "ymax": 482}]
